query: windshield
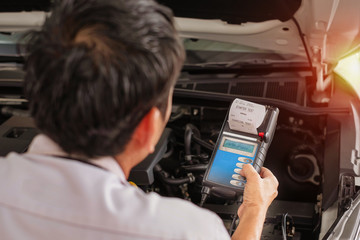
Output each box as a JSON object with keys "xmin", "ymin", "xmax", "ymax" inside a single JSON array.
[{"xmin": 183, "ymin": 38, "xmax": 308, "ymax": 66}]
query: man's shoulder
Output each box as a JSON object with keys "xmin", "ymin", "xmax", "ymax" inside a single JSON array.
[
  {"xmin": 117, "ymin": 191, "xmax": 229, "ymax": 239},
  {"xmin": 0, "ymin": 153, "xmax": 230, "ymax": 239}
]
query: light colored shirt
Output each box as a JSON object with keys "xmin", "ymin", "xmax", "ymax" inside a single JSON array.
[{"xmin": 0, "ymin": 135, "xmax": 230, "ymax": 240}]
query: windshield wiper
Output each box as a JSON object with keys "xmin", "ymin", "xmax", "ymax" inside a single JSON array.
[
  {"xmin": 184, "ymin": 58, "xmax": 310, "ymax": 68},
  {"xmin": 182, "ymin": 60, "xmax": 312, "ymax": 74}
]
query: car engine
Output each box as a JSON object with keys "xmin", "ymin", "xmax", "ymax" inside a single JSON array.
[{"xmin": 0, "ymin": 65, "xmax": 359, "ymax": 240}]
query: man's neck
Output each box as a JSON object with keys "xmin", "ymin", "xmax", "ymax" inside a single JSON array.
[
  {"xmin": 115, "ymin": 155, "xmax": 132, "ymax": 179},
  {"xmin": 114, "ymin": 143, "xmax": 149, "ymax": 179}
]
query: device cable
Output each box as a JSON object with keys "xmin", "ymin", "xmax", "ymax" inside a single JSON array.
[
  {"xmin": 199, "ymin": 186, "xmax": 210, "ymax": 207},
  {"xmin": 229, "ymin": 195, "xmax": 243, "ymax": 236},
  {"xmin": 229, "ymin": 214, "xmax": 238, "ymax": 236}
]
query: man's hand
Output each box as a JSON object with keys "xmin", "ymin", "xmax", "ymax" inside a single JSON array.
[
  {"xmin": 237, "ymin": 164, "xmax": 278, "ymax": 218},
  {"xmin": 231, "ymin": 164, "xmax": 278, "ymax": 240}
]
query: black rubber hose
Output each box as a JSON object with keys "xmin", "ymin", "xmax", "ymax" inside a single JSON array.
[
  {"xmin": 192, "ymin": 135, "xmax": 214, "ymax": 152},
  {"xmin": 184, "ymin": 124, "xmax": 201, "ymax": 159},
  {"xmin": 181, "ymin": 164, "xmax": 208, "ymax": 172},
  {"xmin": 160, "ymin": 176, "xmax": 192, "ymax": 185},
  {"xmin": 154, "ymin": 164, "xmax": 194, "ymax": 185}
]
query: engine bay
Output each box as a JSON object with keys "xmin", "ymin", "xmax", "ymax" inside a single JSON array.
[
  {"xmin": 2, "ymin": 0, "xmax": 360, "ymax": 238},
  {"xmin": 0, "ymin": 67, "xmax": 358, "ymax": 240},
  {"xmin": 120, "ymin": 77, "xmax": 352, "ymax": 239},
  {"xmin": 145, "ymin": 97, "xmax": 326, "ymax": 239}
]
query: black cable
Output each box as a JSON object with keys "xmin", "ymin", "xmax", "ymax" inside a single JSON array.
[
  {"xmin": 199, "ymin": 186, "xmax": 210, "ymax": 207},
  {"xmin": 291, "ymin": 17, "xmax": 316, "ymax": 79},
  {"xmin": 229, "ymin": 214, "xmax": 238, "ymax": 236},
  {"xmin": 229, "ymin": 196, "xmax": 243, "ymax": 236},
  {"xmin": 282, "ymin": 213, "xmax": 288, "ymax": 240}
]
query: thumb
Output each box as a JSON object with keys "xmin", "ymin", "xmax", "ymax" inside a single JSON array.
[{"xmin": 240, "ymin": 164, "xmax": 260, "ymax": 181}]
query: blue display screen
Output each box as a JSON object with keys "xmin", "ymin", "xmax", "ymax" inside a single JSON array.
[
  {"xmin": 223, "ymin": 139, "xmax": 254, "ymax": 153},
  {"xmin": 207, "ymin": 137, "xmax": 258, "ymax": 188}
]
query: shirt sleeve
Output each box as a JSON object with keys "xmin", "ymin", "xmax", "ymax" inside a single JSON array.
[
  {"xmin": 143, "ymin": 192, "xmax": 231, "ymax": 240},
  {"xmin": 211, "ymin": 210, "xmax": 231, "ymax": 240}
]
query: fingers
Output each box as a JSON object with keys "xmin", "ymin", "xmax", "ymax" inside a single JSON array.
[
  {"xmin": 260, "ymin": 167, "xmax": 279, "ymax": 187},
  {"xmin": 240, "ymin": 164, "xmax": 260, "ymax": 181},
  {"xmin": 260, "ymin": 167, "xmax": 273, "ymax": 178},
  {"xmin": 239, "ymin": 165, "xmax": 279, "ymax": 215},
  {"xmin": 241, "ymin": 165, "xmax": 278, "ymax": 186}
]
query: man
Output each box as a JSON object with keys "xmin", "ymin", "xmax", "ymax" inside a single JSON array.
[{"xmin": 0, "ymin": 0, "xmax": 278, "ymax": 239}]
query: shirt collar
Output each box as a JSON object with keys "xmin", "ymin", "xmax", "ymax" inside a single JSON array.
[{"xmin": 27, "ymin": 134, "xmax": 127, "ymax": 181}]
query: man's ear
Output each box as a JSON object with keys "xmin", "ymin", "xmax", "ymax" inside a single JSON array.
[{"xmin": 132, "ymin": 107, "xmax": 162, "ymax": 154}]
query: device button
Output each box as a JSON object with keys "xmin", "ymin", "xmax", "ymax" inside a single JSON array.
[
  {"xmin": 234, "ymin": 168, "xmax": 241, "ymax": 174},
  {"xmin": 245, "ymin": 158, "xmax": 253, "ymax": 163},
  {"xmin": 238, "ymin": 157, "xmax": 253, "ymax": 163},
  {"xmin": 236, "ymin": 162, "xmax": 245, "ymax": 168},
  {"xmin": 230, "ymin": 180, "xmax": 245, "ymax": 187},
  {"xmin": 232, "ymin": 174, "xmax": 246, "ymax": 181}
]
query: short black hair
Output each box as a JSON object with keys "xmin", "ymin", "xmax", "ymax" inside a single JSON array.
[{"xmin": 23, "ymin": 0, "xmax": 185, "ymax": 158}]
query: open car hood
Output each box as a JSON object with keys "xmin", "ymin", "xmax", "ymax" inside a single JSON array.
[
  {"xmin": 2, "ymin": 0, "xmax": 359, "ymax": 97},
  {"xmin": 0, "ymin": 0, "xmax": 359, "ymax": 77},
  {"xmin": 163, "ymin": 0, "xmax": 360, "ymax": 64},
  {"xmin": 1, "ymin": 0, "xmax": 360, "ymax": 62},
  {"xmin": 166, "ymin": 0, "xmax": 360, "ymax": 99}
]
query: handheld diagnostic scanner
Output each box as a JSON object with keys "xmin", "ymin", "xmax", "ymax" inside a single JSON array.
[{"xmin": 202, "ymin": 99, "xmax": 279, "ymax": 199}]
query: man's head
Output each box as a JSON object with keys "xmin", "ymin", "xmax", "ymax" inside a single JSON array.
[{"xmin": 24, "ymin": 0, "xmax": 185, "ymax": 158}]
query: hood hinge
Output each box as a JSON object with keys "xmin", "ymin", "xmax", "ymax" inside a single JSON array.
[{"xmin": 311, "ymin": 46, "xmax": 332, "ymax": 103}]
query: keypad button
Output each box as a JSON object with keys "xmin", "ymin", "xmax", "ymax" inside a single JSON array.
[
  {"xmin": 236, "ymin": 162, "xmax": 245, "ymax": 168},
  {"xmin": 238, "ymin": 157, "xmax": 253, "ymax": 163},
  {"xmin": 230, "ymin": 180, "xmax": 245, "ymax": 187},
  {"xmin": 232, "ymin": 174, "xmax": 246, "ymax": 181},
  {"xmin": 238, "ymin": 157, "xmax": 247, "ymax": 162},
  {"xmin": 244, "ymin": 158, "xmax": 253, "ymax": 163},
  {"xmin": 234, "ymin": 168, "xmax": 241, "ymax": 174}
]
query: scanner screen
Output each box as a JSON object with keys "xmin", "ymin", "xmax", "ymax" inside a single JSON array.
[{"xmin": 223, "ymin": 139, "xmax": 254, "ymax": 153}]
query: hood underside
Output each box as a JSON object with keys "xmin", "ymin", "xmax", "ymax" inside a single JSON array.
[
  {"xmin": 0, "ymin": 0, "xmax": 360, "ymax": 66},
  {"xmin": 158, "ymin": 0, "xmax": 301, "ymax": 24},
  {"xmin": 168, "ymin": 0, "xmax": 360, "ymax": 63}
]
